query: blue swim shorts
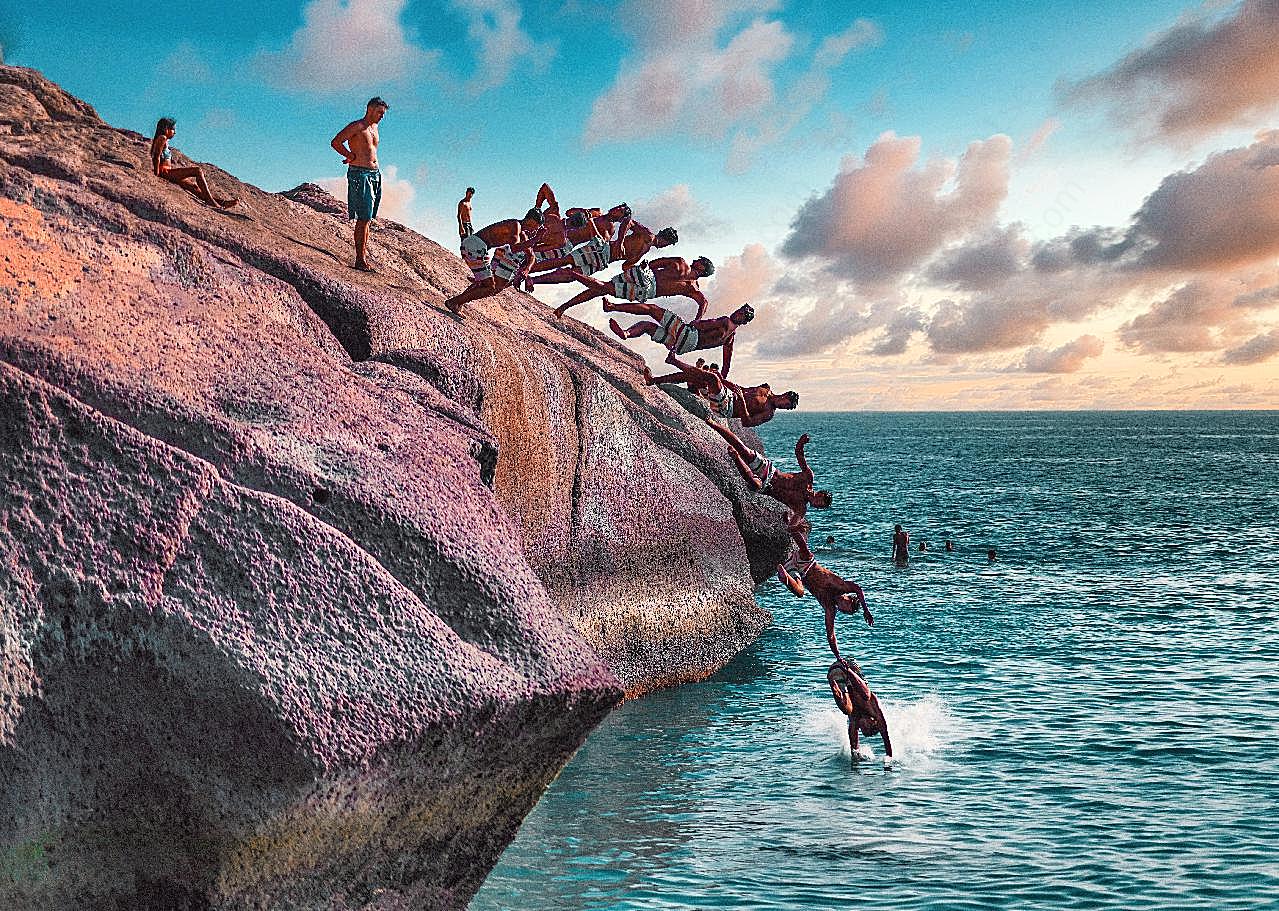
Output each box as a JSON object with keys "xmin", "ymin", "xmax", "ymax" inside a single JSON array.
[{"xmin": 347, "ymin": 166, "xmax": 382, "ymax": 221}]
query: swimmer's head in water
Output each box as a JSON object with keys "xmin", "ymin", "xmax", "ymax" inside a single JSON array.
[{"xmin": 812, "ymin": 489, "xmax": 833, "ymax": 509}]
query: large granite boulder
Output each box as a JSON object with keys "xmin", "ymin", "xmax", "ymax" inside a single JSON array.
[{"xmin": 0, "ymin": 66, "xmax": 789, "ymax": 908}]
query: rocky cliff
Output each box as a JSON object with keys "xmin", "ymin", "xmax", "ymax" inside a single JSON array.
[{"xmin": 0, "ymin": 68, "xmax": 789, "ymax": 908}]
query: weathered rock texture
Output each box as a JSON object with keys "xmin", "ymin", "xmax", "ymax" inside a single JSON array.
[{"xmin": 0, "ymin": 66, "xmax": 789, "ymax": 909}]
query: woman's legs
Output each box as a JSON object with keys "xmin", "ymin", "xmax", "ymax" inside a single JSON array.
[{"xmin": 162, "ymin": 167, "xmax": 235, "ymax": 208}]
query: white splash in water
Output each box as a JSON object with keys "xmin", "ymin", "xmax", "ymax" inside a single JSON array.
[{"xmin": 800, "ymin": 693, "xmax": 956, "ymax": 768}]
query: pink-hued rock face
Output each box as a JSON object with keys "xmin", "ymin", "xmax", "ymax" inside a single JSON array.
[{"xmin": 0, "ymin": 66, "xmax": 789, "ymax": 908}]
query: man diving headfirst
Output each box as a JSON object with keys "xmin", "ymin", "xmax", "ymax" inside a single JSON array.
[
  {"xmin": 607, "ymin": 302, "xmax": 753, "ymax": 378},
  {"xmin": 526, "ymin": 183, "xmax": 577, "ymax": 276},
  {"xmin": 703, "ymin": 423, "xmax": 833, "ymax": 527},
  {"xmin": 530, "ymin": 213, "xmax": 679, "ymax": 283},
  {"xmin": 775, "ymin": 523, "xmax": 872, "ymax": 667},
  {"xmin": 555, "ymin": 256, "xmax": 714, "ymax": 320},
  {"xmin": 828, "ymin": 661, "xmax": 893, "ymax": 763},
  {"xmin": 646, "ymin": 351, "xmax": 799, "ymax": 427}
]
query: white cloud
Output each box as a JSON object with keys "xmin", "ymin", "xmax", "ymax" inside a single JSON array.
[
  {"xmin": 255, "ymin": 0, "xmax": 547, "ymax": 96},
  {"xmin": 1019, "ymin": 335, "xmax": 1104, "ymax": 373},
  {"xmin": 583, "ymin": 2, "xmax": 878, "ymax": 170},
  {"xmin": 1059, "ymin": 0, "xmax": 1279, "ymax": 145},
  {"xmin": 728, "ymin": 18, "xmax": 882, "ymax": 173},
  {"xmin": 780, "ymin": 132, "xmax": 1013, "ymax": 285},
  {"xmin": 585, "ymin": 14, "xmax": 792, "ymax": 144},
  {"xmin": 160, "ymin": 40, "xmax": 214, "ymax": 83},
  {"xmin": 706, "ymin": 243, "xmax": 777, "ymax": 315},
  {"xmin": 454, "ymin": 0, "xmax": 552, "ymax": 94},
  {"xmin": 256, "ymin": 0, "xmax": 436, "ymax": 94},
  {"xmin": 631, "ymin": 184, "xmax": 725, "ymax": 236},
  {"xmin": 1223, "ymin": 329, "xmax": 1279, "ymax": 365}
]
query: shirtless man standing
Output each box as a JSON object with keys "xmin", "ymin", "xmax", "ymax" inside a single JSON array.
[
  {"xmin": 704, "ymin": 423, "xmax": 833, "ymax": 525},
  {"xmin": 828, "ymin": 662, "xmax": 893, "ymax": 763},
  {"xmin": 555, "ymin": 256, "xmax": 714, "ymax": 320},
  {"xmin": 892, "ymin": 524, "xmax": 911, "ymax": 565},
  {"xmin": 331, "ymin": 97, "xmax": 388, "ymax": 272},
  {"xmin": 458, "ymin": 186, "xmax": 475, "ymax": 238},
  {"xmin": 775, "ymin": 524, "xmax": 873, "ymax": 666},
  {"xmin": 646, "ymin": 351, "xmax": 799, "ymax": 427},
  {"xmin": 608, "ymin": 302, "xmax": 754, "ymax": 377}
]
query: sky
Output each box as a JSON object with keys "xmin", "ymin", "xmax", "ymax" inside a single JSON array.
[{"xmin": 5, "ymin": 0, "xmax": 1279, "ymax": 409}]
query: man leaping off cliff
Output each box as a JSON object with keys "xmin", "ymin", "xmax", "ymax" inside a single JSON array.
[
  {"xmin": 446, "ymin": 233, "xmax": 539, "ymax": 313},
  {"xmin": 554, "ymin": 256, "xmax": 714, "ymax": 320},
  {"xmin": 607, "ymin": 303, "xmax": 754, "ymax": 379},
  {"xmin": 645, "ymin": 351, "xmax": 799, "ymax": 427},
  {"xmin": 530, "ymin": 204, "xmax": 679, "ymax": 285},
  {"xmin": 525, "ymin": 183, "xmax": 577, "ymax": 278},
  {"xmin": 539, "ymin": 203, "xmax": 634, "ymax": 281},
  {"xmin": 520, "ymin": 202, "xmax": 634, "ymax": 283},
  {"xmin": 704, "ymin": 423, "xmax": 833, "ymax": 527}
]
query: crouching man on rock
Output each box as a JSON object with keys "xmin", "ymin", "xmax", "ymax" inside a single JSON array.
[{"xmin": 446, "ymin": 235, "xmax": 539, "ymax": 313}]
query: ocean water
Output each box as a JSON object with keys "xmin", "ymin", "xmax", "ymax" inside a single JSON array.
[{"xmin": 471, "ymin": 412, "xmax": 1279, "ymax": 910}]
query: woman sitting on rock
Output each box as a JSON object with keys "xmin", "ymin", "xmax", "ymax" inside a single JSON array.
[{"xmin": 150, "ymin": 117, "xmax": 237, "ymax": 209}]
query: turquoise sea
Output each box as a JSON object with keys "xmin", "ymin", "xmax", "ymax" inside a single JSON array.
[{"xmin": 472, "ymin": 412, "xmax": 1279, "ymax": 910}]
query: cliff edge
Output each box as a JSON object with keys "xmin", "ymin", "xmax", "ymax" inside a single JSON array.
[{"xmin": 0, "ymin": 67, "xmax": 788, "ymax": 909}]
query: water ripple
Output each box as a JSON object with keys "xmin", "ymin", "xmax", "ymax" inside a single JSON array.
[{"xmin": 473, "ymin": 412, "xmax": 1279, "ymax": 910}]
